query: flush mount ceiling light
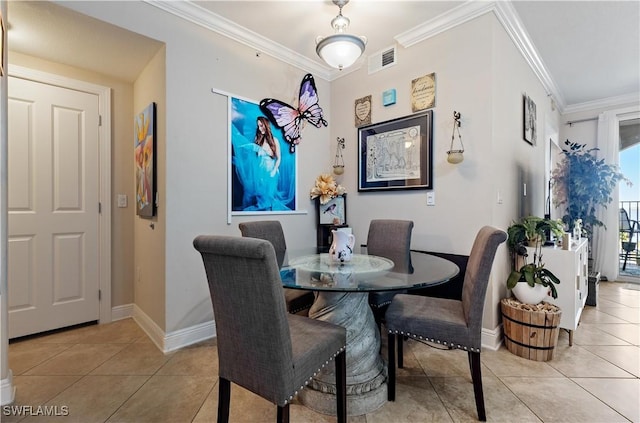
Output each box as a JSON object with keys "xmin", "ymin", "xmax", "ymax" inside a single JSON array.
[{"xmin": 316, "ymin": 0, "xmax": 367, "ymax": 71}]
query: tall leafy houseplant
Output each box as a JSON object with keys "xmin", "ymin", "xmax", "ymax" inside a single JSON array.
[{"xmin": 551, "ymin": 140, "xmax": 627, "ymax": 236}]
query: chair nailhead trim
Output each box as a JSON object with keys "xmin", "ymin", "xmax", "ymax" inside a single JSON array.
[
  {"xmin": 281, "ymin": 345, "xmax": 346, "ymax": 406},
  {"xmin": 289, "ymin": 304, "xmax": 312, "ymax": 314},
  {"xmin": 388, "ymin": 330, "xmax": 479, "ymax": 352},
  {"xmin": 370, "ymin": 300, "xmax": 392, "ymax": 309}
]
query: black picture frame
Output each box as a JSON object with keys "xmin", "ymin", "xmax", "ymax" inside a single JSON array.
[
  {"xmin": 134, "ymin": 102, "xmax": 156, "ymax": 218},
  {"xmin": 317, "ymin": 194, "xmax": 347, "ymax": 226},
  {"xmin": 358, "ymin": 110, "xmax": 433, "ymax": 192},
  {"xmin": 523, "ymin": 94, "xmax": 537, "ymax": 145},
  {"xmin": 0, "ymin": 11, "xmax": 5, "ymax": 77}
]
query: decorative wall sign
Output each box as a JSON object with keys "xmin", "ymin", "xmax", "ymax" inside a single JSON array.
[
  {"xmin": 382, "ymin": 89, "xmax": 396, "ymax": 106},
  {"xmin": 358, "ymin": 111, "xmax": 433, "ymax": 192},
  {"xmin": 354, "ymin": 95, "xmax": 372, "ymax": 127},
  {"xmin": 259, "ymin": 73, "xmax": 327, "ymax": 153},
  {"xmin": 134, "ymin": 102, "xmax": 156, "ymax": 218},
  {"xmin": 411, "ymin": 72, "xmax": 436, "ymax": 112},
  {"xmin": 523, "ymin": 94, "xmax": 537, "ymax": 145}
]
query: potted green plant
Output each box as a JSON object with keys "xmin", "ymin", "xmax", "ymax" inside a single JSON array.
[
  {"xmin": 506, "ymin": 216, "xmax": 565, "ymax": 251},
  {"xmin": 506, "ymin": 216, "xmax": 564, "ymax": 303},
  {"xmin": 551, "ymin": 140, "xmax": 628, "ymax": 236}
]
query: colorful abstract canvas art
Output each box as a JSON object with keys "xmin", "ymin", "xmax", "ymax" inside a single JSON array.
[{"xmin": 134, "ymin": 102, "xmax": 156, "ymax": 217}]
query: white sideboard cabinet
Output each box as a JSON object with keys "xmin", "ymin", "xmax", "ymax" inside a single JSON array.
[{"xmin": 526, "ymin": 237, "xmax": 589, "ymax": 345}]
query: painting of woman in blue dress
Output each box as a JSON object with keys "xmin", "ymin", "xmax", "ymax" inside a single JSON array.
[{"xmin": 231, "ymin": 97, "xmax": 296, "ymax": 212}]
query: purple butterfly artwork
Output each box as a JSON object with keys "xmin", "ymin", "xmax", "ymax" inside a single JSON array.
[{"xmin": 260, "ymin": 73, "xmax": 328, "ymax": 153}]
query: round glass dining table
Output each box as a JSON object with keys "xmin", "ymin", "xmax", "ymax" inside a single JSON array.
[{"xmin": 280, "ymin": 250, "xmax": 459, "ymax": 416}]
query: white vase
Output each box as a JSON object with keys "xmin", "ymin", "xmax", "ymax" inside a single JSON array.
[
  {"xmin": 512, "ymin": 282, "xmax": 549, "ymax": 304},
  {"xmin": 328, "ymin": 230, "xmax": 355, "ymax": 263}
]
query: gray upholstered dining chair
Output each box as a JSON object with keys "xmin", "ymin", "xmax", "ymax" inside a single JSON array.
[
  {"xmin": 193, "ymin": 235, "xmax": 347, "ymax": 423},
  {"xmin": 366, "ymin": 219, "xmax": 414, "ymax": 328},
  {"xmin": 384, "ymin": 226, "xmax": 507, "ymax": 422},
  {"xmin": 239, "ymin": 221, "xmax": 316, "ymax": 315}
]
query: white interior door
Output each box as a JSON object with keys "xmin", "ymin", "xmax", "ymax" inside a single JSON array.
[{"xmin": 8, "ymin": 76, "xmax": 100, "ymax": 338}]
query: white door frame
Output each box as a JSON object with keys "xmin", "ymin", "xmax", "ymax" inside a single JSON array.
[
  {"xmin": 9, "ymin": 65, "xmax": 112, "ymax": 323},
  {"xmin": 543, "ymin": 115, "xmax": 560, "ymax": 218}
]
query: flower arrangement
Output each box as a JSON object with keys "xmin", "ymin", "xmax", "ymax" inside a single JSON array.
[{"xmin": 310, "ymin": 174, "xmax": 346, "ymax": 205}]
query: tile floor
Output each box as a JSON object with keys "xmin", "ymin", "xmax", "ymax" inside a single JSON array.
[{"xmin": 5, "ymin": 281, "xmax": 640, "ymax": 422}]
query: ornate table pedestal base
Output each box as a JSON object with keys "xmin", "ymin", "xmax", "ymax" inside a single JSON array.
[{"xmin": 298, "ymin": 292, "xmax": 387, "ymax": 416}]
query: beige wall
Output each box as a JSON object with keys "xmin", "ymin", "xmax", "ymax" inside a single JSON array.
[
  {"xmin": 61, "ymin": 1, "xmax": 560, "ymax": 338},
  {"xmin": 8, "ymin": 52, "xmax": 136, "ymax": 308},
  {"xmin": 133, "ymin": 47, "xmax": 166, "ymax": 330},
  {"xmin": 9, "ymin": 1, "xmax": 563, "ymax": 340},
  {"xmin": 487, "ymin": 16, "xmax": 561, "ymax": 328},
  {"xmin": 331, "ymin": 14, "xmax": 496, "ymax": 250},
  {"xmin": 330, "ymin": 14, "xmax": 561, "ymax": 331}
]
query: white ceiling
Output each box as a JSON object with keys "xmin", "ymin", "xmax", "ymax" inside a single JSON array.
[
  {"xmin": 7, "ymin": 1, "xmax": 640, "ymax": 113},
  {"xmin": 7, "ymin": 1, "xmax": 164, "ymax": 82}
]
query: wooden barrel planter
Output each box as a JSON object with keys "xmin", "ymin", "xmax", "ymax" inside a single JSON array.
[{"xmin": 500, "ymin": 297, "xmax": 562, "ymax": 362}]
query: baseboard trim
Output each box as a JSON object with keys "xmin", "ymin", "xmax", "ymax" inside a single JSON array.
[
  {"xmin": 0, "ymin": 370, "xmax": 15, "ymax": 406},
  {"xmin": 123, "ymin": 302, "xmax": 498, "ymax": 353},
  {"xmin": 114, "ymin": 302, "xmax": 502, "ymax": 353},
  {"xmin": 111, "ymin": 304, "xmax": 134, "ymax": 321},
  {"xmin": 132, "ymin": 305, "xmax": 167, "ymax": 353},
  {"xmin": 481, "ymin": 325, "xmax": 503, "ymax": 351},
  {"xmin": 164, "ymin": 320, "xmax": 216, "ymax": 353},
  {"xmin": 132, "ymin": 305, "xmax": 216, "ymax": 354}
]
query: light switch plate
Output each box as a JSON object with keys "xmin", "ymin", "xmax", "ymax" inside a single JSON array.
[
  {"xmin": 117, "ymin": 194, "xmax": 128, "ymax": 208},
  {"xmin": 426, "ymin": 191, "xmax": 435, "ymax": 206}
]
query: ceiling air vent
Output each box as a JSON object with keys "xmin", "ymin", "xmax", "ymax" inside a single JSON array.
[{"xmin": 368, "ymin": 46, "xmax": 397, "ymax": 74}]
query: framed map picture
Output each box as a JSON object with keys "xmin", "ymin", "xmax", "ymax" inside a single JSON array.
[{"xmin": 358, "ymin": 111, "xmax": 433, "ymax": 192}]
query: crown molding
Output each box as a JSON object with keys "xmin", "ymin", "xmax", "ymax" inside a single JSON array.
[
  {"xmin": 492, "ymin": 1, "xmax": 565, "ymax": 112},
  {"xmin": 563, "ymin": 92, "xmax": 640, "ymax": 115},
  {"xmin": 143, "ymin": 0, "xmax": 336, "ymax": 81},
  {"xmin": 395, "ymin": 0, "xmax": 495, "ymax": 48},
  {"xmin": 396, "ymin": 1, "xmax": 566, "ymax": 112},
  {"xmin": 145, "ymin": 0, "xmax": 628, "ymax": 113}
]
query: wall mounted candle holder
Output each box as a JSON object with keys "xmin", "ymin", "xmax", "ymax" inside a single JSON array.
[
  {"xmin": 333, "ymin": 137, "xmax": 345, "ymax": 175},
  {"xmin": 447, "ymin": 111, "xmax": 465, "ymax": 164}
]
